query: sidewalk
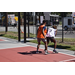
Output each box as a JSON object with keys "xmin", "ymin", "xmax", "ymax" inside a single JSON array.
[{"xmin": 0, "ymin": 37, "xmax": 75, "ymax": 62}]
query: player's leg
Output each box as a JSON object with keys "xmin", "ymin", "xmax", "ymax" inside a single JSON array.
[
  {"xmin": 46, "ymin": 37, "xmax": 49, "ymax": 45},
  {"xmin": 44, "ymin": 41, "xmax": 47, "ymax": 51},
  {"xmin": 36, "ymin": 38, "xmax": 41, "ymax": 53},
  {"xmin": 52, "ymin": 38, "xmax": 58, "ymax": 53},
  {"xmin": 54, "ymin": 40, "xmax": 57, "ymax": 50},
  {"xmin": 42, "ymin": 39, "xmax": 50, "ymax": 55}
]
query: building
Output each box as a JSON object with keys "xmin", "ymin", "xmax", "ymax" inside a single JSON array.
[
  {"xmin": 0, "ymin": 13, "xmax": 2, "ymax": 25},
  {"xmin": 49, "ymin": 14, "xmax": 60, "ymax": 25}
]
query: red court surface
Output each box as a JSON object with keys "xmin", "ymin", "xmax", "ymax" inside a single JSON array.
[
  {"xmin": 0, "ymin": 39, "xmax": 4, "ymax": 41},
  {"xmin": 0, "ymin": 46, "xmax": 75, "ymax": 62}
]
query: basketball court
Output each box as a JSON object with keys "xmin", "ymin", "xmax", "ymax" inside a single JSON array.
[{"xmin": 0, "ymin": 45, "xmax": 75, "ymax": 62}]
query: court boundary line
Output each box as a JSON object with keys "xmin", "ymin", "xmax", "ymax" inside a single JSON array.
[{"xmin": 59, "ymin": 58, "xmax": 75, "ymax": 62}]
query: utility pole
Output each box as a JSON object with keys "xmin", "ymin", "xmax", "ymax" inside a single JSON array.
[
  {"xmin": 18, "ymin": 12, "xmax": 20, "ymax": 42},
  {"xmin": 24, "ymin": 12, "xmax": 26, "ymax": 43},
  {"xmin": 5, "ymin": 12, "xmax": 8, "ymax": 32}
]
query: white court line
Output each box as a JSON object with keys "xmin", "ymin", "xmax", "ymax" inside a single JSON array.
[
  {"xmin": 59, "ymin": 58, "xmax": 75, "ymax": 62},
  {"xmin": 4, "ymin": 40, "xmax": 9, "ymax": 41}
]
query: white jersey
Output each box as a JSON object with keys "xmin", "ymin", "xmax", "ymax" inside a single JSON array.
[{"xmin": 46, "ymin": 28, "xmax": 56, "ymax": 37}]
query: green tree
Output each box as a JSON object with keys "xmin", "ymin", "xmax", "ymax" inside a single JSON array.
[{"xmin": 51, "ymin": 12, "xmax": 72, "ymax": 16}]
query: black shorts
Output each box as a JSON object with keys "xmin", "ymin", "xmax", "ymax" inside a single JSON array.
[
  {"xmin": 46, "ymin": 37, "xmax": 56, "ymax": 42},
  {"xmin": 37, "ymin": 38, "xmax": 46, "ymax": 44}
]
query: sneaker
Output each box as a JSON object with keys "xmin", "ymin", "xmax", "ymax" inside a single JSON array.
[
  {"xmin": 53, "ymin": 50, "xmax": 58, "ymax": 53},
  {"xmin": 45, "ymin": 50, "xmax": 50, "ymax": 55},
  {"xmin": 36, "ymin": 51, "xmax": 39, "ymax": 54}
]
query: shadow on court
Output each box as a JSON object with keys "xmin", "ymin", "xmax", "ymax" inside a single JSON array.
[
  {"xmin": 18, "ymin": 51, "xmax": 58, "ymax": 55},
  {"xmin": 18, "ymin": 51, "xmax": 42, "ymax": 55}
]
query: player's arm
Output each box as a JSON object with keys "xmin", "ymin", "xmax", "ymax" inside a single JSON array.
[
  {"xmin": 42, "ymin": 28, "xmax": 46, "ymax": 39},
  {"xmin": 55, "ymin": 29, "xmax": 57, "ymax": 36}
]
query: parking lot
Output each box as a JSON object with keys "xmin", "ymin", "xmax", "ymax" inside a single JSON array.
[{"xmin": 0, "ymin": 25, "xmax": 75, "ymax": 38}]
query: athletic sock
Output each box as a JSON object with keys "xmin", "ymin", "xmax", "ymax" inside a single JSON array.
[
  {"xmin": 54, "ymin": 48, "xmax": 55, "ymax": 50},
  {"xmin": 45, "ymin": 50, "xmax": 48, "ymax": 53},
  {"xmin": 37, "ymin": 49, "xmax": 38, "ymax": 52}
]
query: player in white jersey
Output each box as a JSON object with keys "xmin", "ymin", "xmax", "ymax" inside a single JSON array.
[{"xmin": 46, "ymin": 25, "xmax": 58, "ymax": 53}]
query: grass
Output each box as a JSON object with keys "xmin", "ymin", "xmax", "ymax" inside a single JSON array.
[
  {"xmin": 29, "ymin": 39, "xmax": 75, "ymax": 51},
  {"xmin": 59, "ymin": 21, "xmax": 62, "ymax": 25},
  {"xmin": 0, "ymin": 31, "xmax": 75, "ymax": 51},
  {"xmin": 0, "ymin": 31, "xmax": 36, "ymax": 40},
  {"xmin": 0, "ymin": 31, "xmax": 18, "ymax": 39},
  {"xmin": 55, "ymin": 38, "xmax": 75, "ymax": 42}
]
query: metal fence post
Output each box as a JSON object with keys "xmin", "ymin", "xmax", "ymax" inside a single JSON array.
[
  {"xmin": 62, "ymin": 17, "xmax": 64, "ymax": 42},
  {"xmin": 28, "ymin": 12, "xmax": 29, "ymax": 38},
  {"xmin": 24, "ymin": 12, "xmax": 26, "ymax": 43},
  {"xmin": 18, "ymin": 12, "xmax": 20, "ymax": 42},
  {"xmin": 5, "ymin": 12, "xmax": 8, "ymax": 32}
]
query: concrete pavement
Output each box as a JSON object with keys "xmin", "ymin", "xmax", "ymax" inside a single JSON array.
[
  {"xmin": 0, "ymin": 37, "xmax": 75, "ymax": 56},
  {"xmin": 0, "ymin": 37, "xmax": 75, "ymax": 62}
]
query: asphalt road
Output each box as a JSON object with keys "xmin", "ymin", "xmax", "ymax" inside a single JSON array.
[{"xmin": 0, "ymin": 25, "xmax": 75, "ymax": 38}]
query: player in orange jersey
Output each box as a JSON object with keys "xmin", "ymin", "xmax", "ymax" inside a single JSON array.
[{"xmin": 36, "ymin": 20, "xmax": 49, "ymax": 55}]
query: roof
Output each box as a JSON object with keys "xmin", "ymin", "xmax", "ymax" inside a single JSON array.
[{"xmin": 49, "ymin": 14, "xmax": 60, "ymax": 17}]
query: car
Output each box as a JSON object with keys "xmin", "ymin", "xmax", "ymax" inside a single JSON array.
[
  {"xmin": 64, "ymin": 24, "xmax": 75, "ymax": 30},
  {"xmin": 63, "ymin": 17, "xmax": 75, "ymax": 30}
]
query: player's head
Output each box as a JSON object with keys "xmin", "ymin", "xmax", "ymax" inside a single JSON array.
[
  {"xmin": 43, "ymin": 20, "xmax": 46, "ymax": 25},
  {"xmin": 52, "ymin": 25, "xmax": 57, "ymax": 29}
]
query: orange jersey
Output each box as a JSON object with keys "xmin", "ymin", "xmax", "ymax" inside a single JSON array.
[{"xmin": 37, "ymin": 25, "xmax": 47, "ymax": 38}]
